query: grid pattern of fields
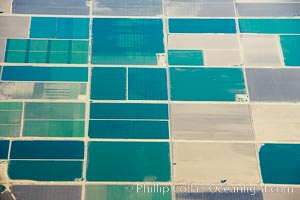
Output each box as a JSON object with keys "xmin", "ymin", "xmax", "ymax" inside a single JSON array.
[{"xmin": 1, "ymin": 0, "xmax": 300, "ymax": 200}]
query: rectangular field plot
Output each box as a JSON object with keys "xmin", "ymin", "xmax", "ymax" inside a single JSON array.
[
  {"xmin": 89, "ymin": 120, "xmax": 169, "ymax": 139},
  {"xmin": 280, "ymin": 35, "xmax": 300, "ymax": 66},
  {"xmin": 87, "ymin": 142, "xmax": 171, "ymax": 181},
  {"xmin": 0, "ymin": 102, "xmax": 22, "ymax": 137},
  {"xmin": 12, "ymin": 0, "xmax": 89, "ymax": 15},
  {"xmin": 23, "ymin": 120, "xmax": 85, "ymax": 137},
  {"xmin": 170, "ymin": 68, "xmax": 246, "ymax": 101},
  {"xmin": 173, "ymin": 142, "xmax": 260, "ymax": 184},
  {"xmin": 239, "ymin": 19, "xmax": 300, "ymax": 34},
  {"xmin": 0, "ymin": 111, "xmax": 22, "ymax": 124},
  {"xmin": 0, "ymin": 16, "xmax": 30, "ymax": 38},
  {"xmin": 92, "ymin": 18, "xmax": 164, "ymax": 65},
  {"xmin": 0, "ymin": 82, "xmax": 86, "ymax": 100},
  {"xmin": 168, "ymin": 34, "xmax": 240, "ymax": 50},
  {"xmin": 0, "ymin": 125, "xmax": 21, "ymax": 137},
  {"xmin": 24, "ymin": 102, "xmax": 85, "ymax": 119},
  {"xmin": 128, "ymin": 68, "xmax": 168, "ymax": 100},
  {"xmin": 169, "ymin": 19, "xmax": 236, "ymax": 33},
  {"xmin": 236, "ymin": 3, "xmax": 300, "ymax": 17},
  {"xmin": 91, "ymin": 67, "xmax": 126, "ymax": 100},
  {"xmin": 168, "ymin": 50, "xmax": 204, "ymax": 66},
  {"xmin": 90, "ymin": 103, "xmax": 168, "ymax": 119},
  {"xmin": 166, "ymin": 0, "xmax": 235, "ymax": 17},
  {"xmin": 10, "ymin": 185, "xmax": 82, "ymax": 200},
  {"xmin": 0, "ymin": 102, "xmax": 21, "ymax": 110},
  {"xmin": 203, "ymin": 50, "xmax": 242, "ymax": 66},
  {"xmin": 0, "ymin": 0, "xmax": 12, "ymax": 14},
  {"xmin": 252, "ymin": 104, "xmax": 300, "ymax": 141},
  {"xmin": 0, "ymin": 140, "xmax": 9, "ymax": 159},
  {"xmin": 1, "ymin": 66, "xmax": 88, "ymax": 82},
  {"xmin": 259, "ymin": 144, "xmax": 300, "ymax": 184},
  {"xmin": 5, "ymin": 39, "xmax": 89, "ymax": 64},
  {"xmin": 93, "ymin": 0, "xmax": 163, "ymax": 16},
  {"xmin": 10, "ymin": 140, "xmax": 84, "ymax": 159},
  {"xmin": 240, "ymin": 35, "xmax": 282, "ymax": 67},
  {"xmin": 246, "ymin": 68, "xmax": 300, "ymax": 101},
  {"xmin": 30, "ymin": 17, "xmax": 89, "ymax": 39},
  {"xmin": 171, "ymin": 104, "xmax": 254, "ymax": 141},
  {"xmin": 85, "ymin": 185, "xmax": 171, "ymax": 200},
  {"xmin": 8, "ymin": 160, "xmax": 83, "ymax": 181}
]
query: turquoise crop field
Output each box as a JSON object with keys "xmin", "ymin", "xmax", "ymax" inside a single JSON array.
[{"xmin": 1, "ymin": 0, "xmax": 300, "ymax": 200}]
